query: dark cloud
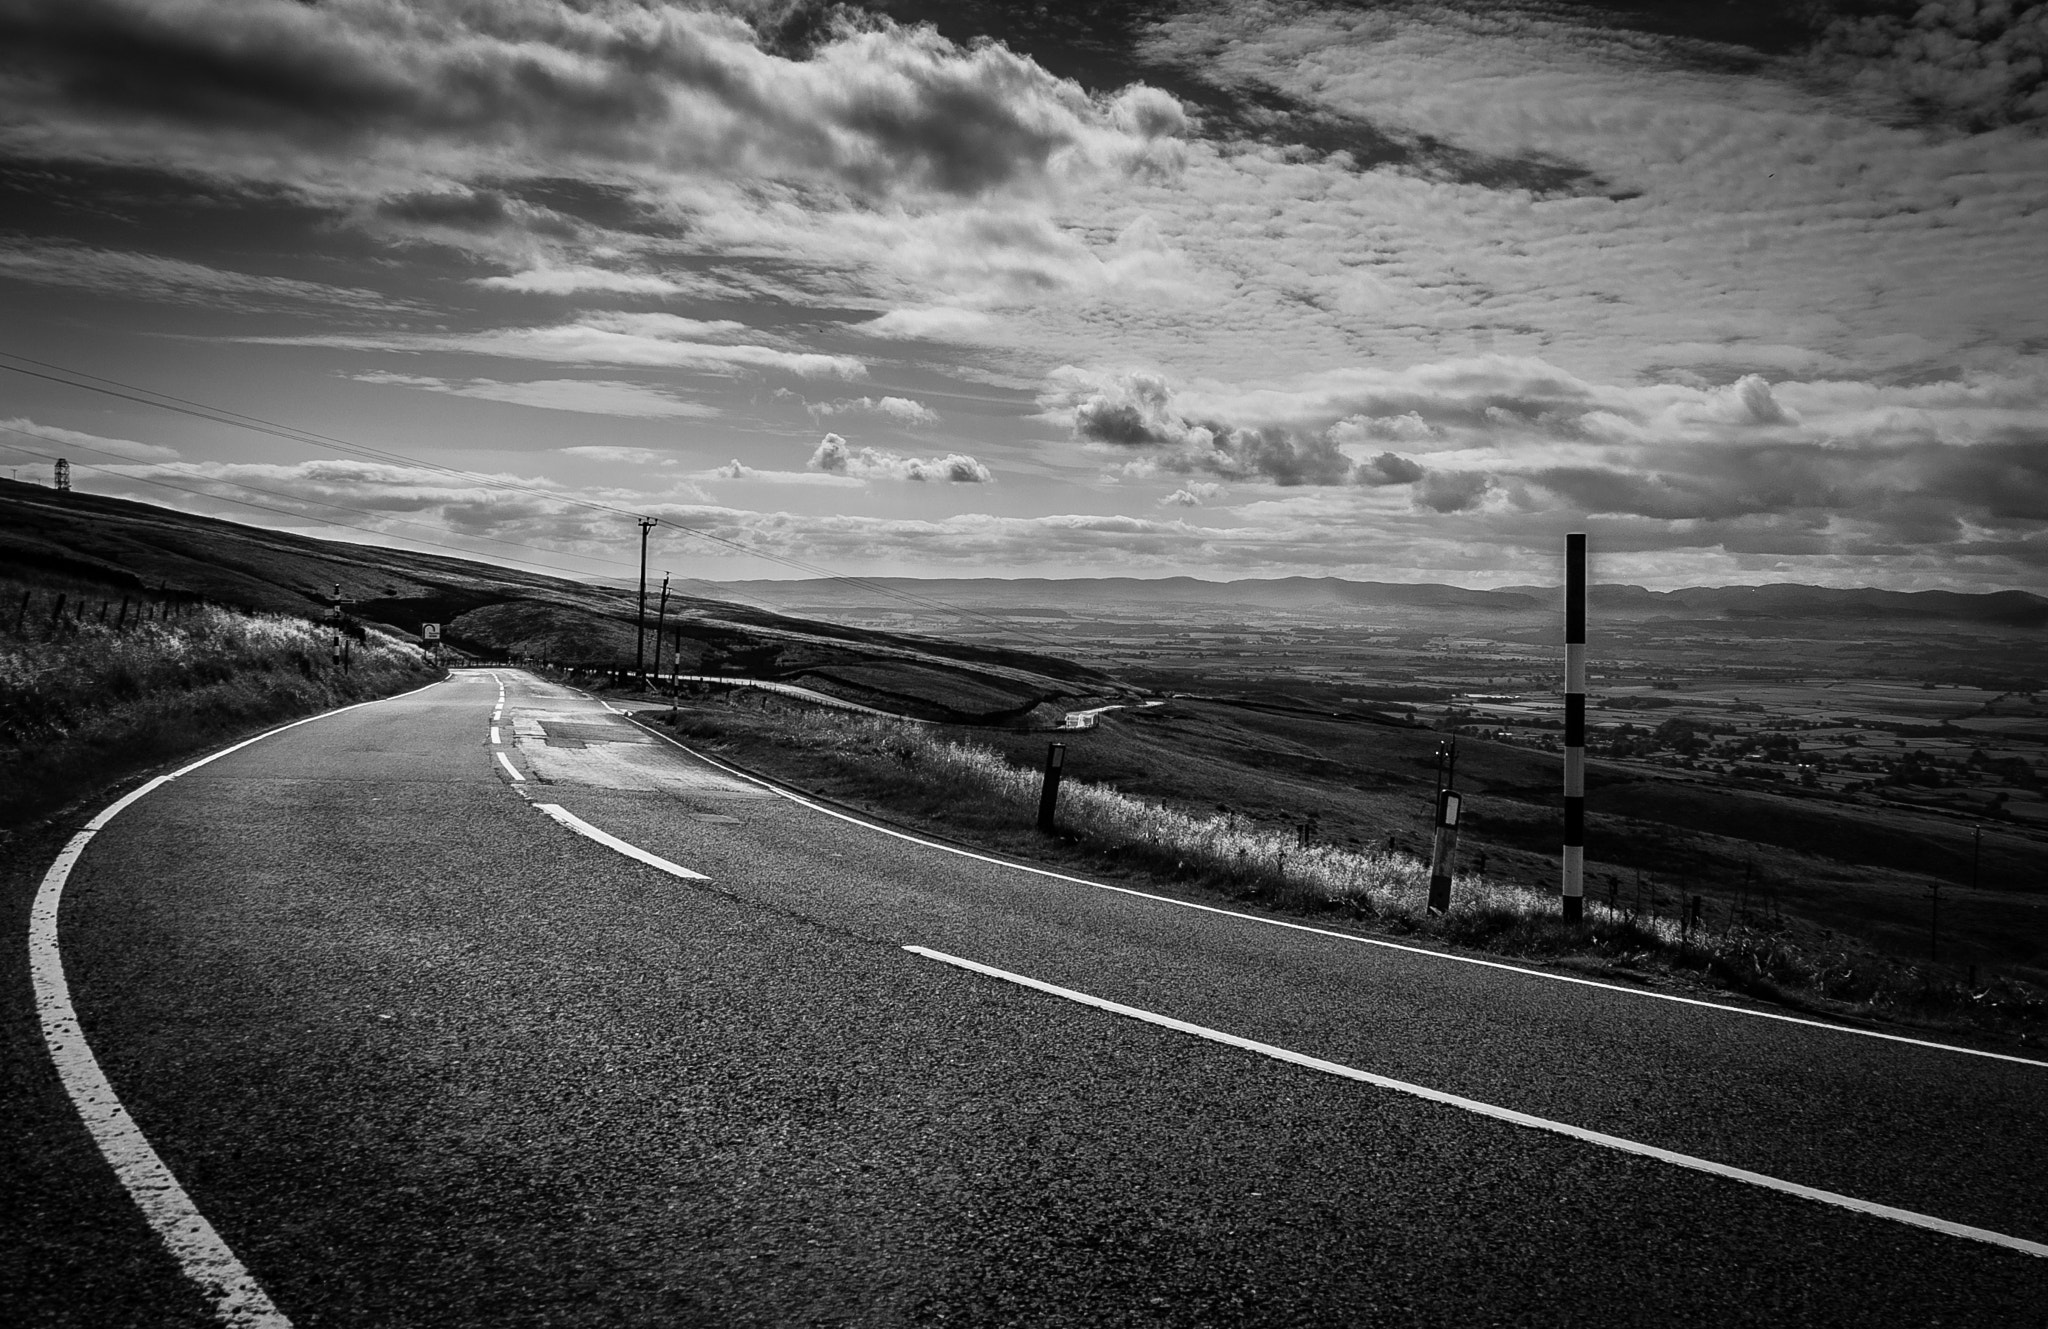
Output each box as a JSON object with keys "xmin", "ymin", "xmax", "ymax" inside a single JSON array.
[
  {"xmin": 1515, "ymin": 437, "xmax": 2048, "ymax": 534},
  {"xmin": 0, "ymin": 0, "xmax": 1138, "ymax": 199},
  {"xmin": 1065, "ymin": 371, "xmax": 1361, "ymax": 486},
  {"xmin": 1357, "ymin": 451, "xmax": 1425, "ymax": 486},
  {"xmin": 850, "ymin": 0, "xmax": 1616, "ymax": 196},
  {"xmin": 376, "ymin": 188, "xmax": 515, "ymax": 230},
  {"xmin": 1172, "ymin": 426, "xmax": 1355, "ymax": 487},
  {"xmin": 1416, "ymin": 469, "xmax": 1493, "ymax": 513},
  {"xmin": 1810, "ymin": 0, "xmax": 2048, "ymax": 129}
]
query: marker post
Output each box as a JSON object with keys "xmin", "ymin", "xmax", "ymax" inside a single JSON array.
[
  {"xmin": 1038, "ymin": 743, "xmax": 1066, "ymax": 833},
  {"xmin": 1563, "ymin": 532, "xmax": 1586, "ymax": 923}
]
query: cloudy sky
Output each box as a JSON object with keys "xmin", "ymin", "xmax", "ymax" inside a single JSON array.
[{"xmin": 1, "ymin": 0, "xmax": 2044, "ymax": 591}]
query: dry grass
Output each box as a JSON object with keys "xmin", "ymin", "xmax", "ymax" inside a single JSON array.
[
  {"xmin": 663, "ymin": 702, "xmax": 2045, "ymax": 1042},
  {"xmin": 1, "ymin": 595, "xmax": 438, "ymax": 826}
]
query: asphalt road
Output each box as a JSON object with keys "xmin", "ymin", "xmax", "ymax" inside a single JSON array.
[{"xmin": 7, "ymin": 669, "xmax": 2046, "ymax": 1326}]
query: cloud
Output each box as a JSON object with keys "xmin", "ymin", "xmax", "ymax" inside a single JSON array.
[
  {"xmin": 0, "ymin": 236, "xmax": 408, "ymax": 312},
  {"xmin": 808, "ymin": 432, "xmax": 992, "ymax": 482},
  {"xmin": 259, "ymin": 314, "xmax": 866, "ymax": 379},
  {"xmin": 704, "ymin": 458, "xmax": 857, "ymax": 486},
  {"xmin": 0, "ymin": 1, "xmax": 1183, "ymax": 201},
  {"xmin": 1159, "ymin": 482, "xmax": 1224, "ymax": 507},
  {"xmin": 558, "ymin": 446, "xmax": 674, "ymax": 465},
  {"xmin": 0, "ymin": 416, "xmax": 180, "ymax": 462},
  {"xmin": 814, "ymin": 395, "xmax": 940, "ymax": 426},
  {"xmin": 1355, "ymin": 452, "xmax": 1425, "ymax": 486},
  {"xmin": 1054, "ymin": 368, "xmax": 1392, "ymax": 486},
  {"xmin": 853, "ymin": 307, "xmax": 997, "ymax": 340},
  {"xmin": 356, "ymin": 372, "xmax": 717, "ymax": 418},
  {"xmin": 474, "ymin": 266, "xmax": 691, "ymax": 295},
  {"xmin": 1810, "ymin": 1, "xmax": 2048, "ymax": 129}
]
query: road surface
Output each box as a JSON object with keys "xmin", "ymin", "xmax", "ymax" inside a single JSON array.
[{"xmin": 7, "ymin": 669, "xmax": 2046, "ymax": 1326}]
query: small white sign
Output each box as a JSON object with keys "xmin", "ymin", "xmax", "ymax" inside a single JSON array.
[
  {"xmin": 1441, "ymin": 791, "xmax": 1462, "ymax": 826},
  {"xmin": 422, "ymin": 623, "xmax": 441, "ymax": 640}
]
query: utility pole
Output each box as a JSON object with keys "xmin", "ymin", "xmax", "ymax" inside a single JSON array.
[
  {"xmin": 635, "ymin": 517, "xmax": 658, "ymax": 682},
  {"xmin": 652, "ymin": 574, "xmax": 671, "ymax": 689}
]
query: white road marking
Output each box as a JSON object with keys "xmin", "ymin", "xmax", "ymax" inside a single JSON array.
[
  {"xmin": 905, "ymin": 945, "xmax": 2048, "ymax": 1260},
  {"xmin": 632, "ymin": 719, "xmax": 2046, "ymax": 1070},
  {"xmin": 532, "ymin": 803, "xmax": 709, "ymax": 880},
  {"xmin": 489, "ymin": 726, "xmax": 500, "ymax": 745},
  {"xmin": 494, "ymin": 751, "xmax": 525, "ymax": 782},
  {"xmin": 26, "ymin": 677, "xmax": 446, "ymax": 1327}
]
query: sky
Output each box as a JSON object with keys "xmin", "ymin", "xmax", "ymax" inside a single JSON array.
[{"xmin": 1, "ymin": 0, "xmax": 2045, "ymax": 592}]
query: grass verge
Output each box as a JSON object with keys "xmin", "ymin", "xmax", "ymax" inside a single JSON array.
[
  {"xmin": 647, "ymin": 694, "xmax": 2045, "ymax": 1047},
  {"xmin": 2, "ymin": 599, "xmax": 440, "ymax": 829}
]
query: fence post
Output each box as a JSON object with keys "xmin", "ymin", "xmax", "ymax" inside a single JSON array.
[
  {"xmin": 1037, "ymin": 742, "xmax": 1066, "ymax": 833},
  {"xmin": 13, "ymin": 590, "xmax": 27, "ymax": 634}
]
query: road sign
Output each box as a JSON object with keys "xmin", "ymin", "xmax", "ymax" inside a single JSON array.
[{"xmin": 422, "ymin": 623, "xmax": 441, "ymax": 640}]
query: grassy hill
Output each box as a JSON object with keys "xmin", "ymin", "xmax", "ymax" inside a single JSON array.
[{"xmin": 0, "ymin": 480, "xmax": 1118, "ymax": 724}]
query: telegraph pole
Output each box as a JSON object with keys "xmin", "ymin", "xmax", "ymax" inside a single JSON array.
[
  {"xmin": 635, "ymin": 516, "xmax": 658, "ymax": 682},
  {"xmin": 651, "ymin": 573, "xmax": 671, "ymax": 688}
]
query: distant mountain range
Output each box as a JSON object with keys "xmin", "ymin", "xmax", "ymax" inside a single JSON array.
[{"xmin": 705, "ymin": 576, "xmax": 2048, "ymax": 627}]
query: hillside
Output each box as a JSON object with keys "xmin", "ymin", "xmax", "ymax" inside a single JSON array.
[
  {"xmin": 0, "ymin": 481, "xmax": 1117, "ymax": 724},
  {"xmin": 701, "ymin": 574, "xmax": 2048, "ymax": 625}
]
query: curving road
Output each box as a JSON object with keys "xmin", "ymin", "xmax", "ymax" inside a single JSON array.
[{"xmin": 8, "ymin": 669, "xmax": 2047, "ymax": 1327}]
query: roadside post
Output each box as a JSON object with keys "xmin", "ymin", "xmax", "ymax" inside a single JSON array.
[
  {"xmin": 1037, "ymin": 742, "xmax": 1066, "ymax": 833},
  {"xmin": 1428, "ymin": 737, "xmax": 1459, "ymax": 913},
  {"xmin": 1427, "ymin": 790, "xmax": 1462, "ymax": 914},
  {"xmin": 1562, "ymin": 531, "xmax": 1586, "ymax": 923},
  {"xmin": 422, "ymin": 621, "xmax": 441, "ymax": 666}
]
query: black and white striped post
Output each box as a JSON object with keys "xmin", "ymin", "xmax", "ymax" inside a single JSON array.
[{"xmin": 1562, "ymin": 532, "xmax": 1586, "ymax": 923}]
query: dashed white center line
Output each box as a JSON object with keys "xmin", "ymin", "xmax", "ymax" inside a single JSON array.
[
  {"xmin": 904, "ymin": 944, "xmax": 2048, "ymax": 1261},
  {"xmin": 489, "ymin": 726, "xmax": 500, "ymax": 745},
  {"xmin": 494, "ymin": 751, "xmax": 525, "ymax": 782}
]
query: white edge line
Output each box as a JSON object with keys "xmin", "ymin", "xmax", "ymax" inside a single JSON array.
[
  {"xmin": 904, "ymin": 944, "xmax": 2048, "ymax": 1261},
  {"xmin": 494, "ymin": 751, "xmax": 525, "ymax": 782},
  {"xmin": 28, "ymin": 675, "xmax": 449, "ymax": 1327},
  {"xmin": 531, "ymin": 803, "xmax": 709, "ymax": 880},
  {"xmin": 625, "ymin": 716, "xmax": 2047, "ymax": 1071}
]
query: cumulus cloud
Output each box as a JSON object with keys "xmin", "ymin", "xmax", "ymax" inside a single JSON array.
[
  {"xmin": 1159, "ymin": 482, "xmax": 1224, "ymax": 507},
  {"xmin": 808, "ymin": 432, "xmax": 992, "ymax": 482},
  {"xmin": 1052, "ymin": 368, "xmax": 1389, "ymax": 486},
  {"xmin": 1355, "ymin": 451, "xmax": 1426, "ymax": 486},
  {"xmin": 815, "ymin": 395, "xmax": 940, "ymax": 426},
  {"xmin": 356, "ymin": 373, "xmax": 717, "ymax": 418}
]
